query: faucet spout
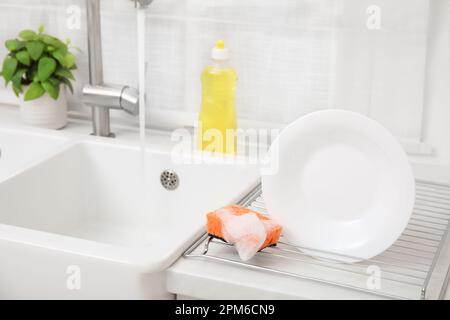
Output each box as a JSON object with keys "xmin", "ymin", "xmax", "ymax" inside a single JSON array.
[{"xmin": 132, "ymin": 0, "xmax": 153, "ymax": 9}]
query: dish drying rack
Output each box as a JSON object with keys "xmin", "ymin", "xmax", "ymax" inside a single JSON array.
[{"xmin": 184, "ymin": 180, "xmax": 450, "ymax": 300}]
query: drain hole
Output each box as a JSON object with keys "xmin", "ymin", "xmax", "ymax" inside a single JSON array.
[{"xmin": 160, "ymin": 170, "xmax": 179, "ymax": 190}]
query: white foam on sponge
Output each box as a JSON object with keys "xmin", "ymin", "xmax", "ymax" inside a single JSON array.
[{"xmin": 216, "ymin": 208, "xmax": 267, "ymax": 261}]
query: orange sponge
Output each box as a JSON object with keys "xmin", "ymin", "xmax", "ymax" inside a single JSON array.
[{"xmin": 206, "ymin": 205, "xmax": 283, "ymax": 250}]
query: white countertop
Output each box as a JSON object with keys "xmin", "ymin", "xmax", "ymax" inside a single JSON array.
[
  {"xmin": 167, "ymin": 233, "xmax": 450, "ymax": 300},
  {"xmin": 0, "ymin": 104, "xmax": 177, "ymax": 152}
]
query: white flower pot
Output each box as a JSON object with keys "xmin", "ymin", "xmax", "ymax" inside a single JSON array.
[{"xmin": 19, "ymin": 89, "xmax": 68, "ymax": 130}]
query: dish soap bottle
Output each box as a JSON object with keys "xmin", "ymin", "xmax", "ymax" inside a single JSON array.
[{"xmin": 198, "ymin": 40, "xmax": 237, "ymax": 155}]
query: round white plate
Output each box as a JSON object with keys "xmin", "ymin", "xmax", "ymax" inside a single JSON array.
[{"xmin": 262, "ymin": 110, "xmax": 415, "ymax": 262}]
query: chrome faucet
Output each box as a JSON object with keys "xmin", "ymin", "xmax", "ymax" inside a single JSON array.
[
  {"xmin": 82, "ymin": 0, "xmax": 152, "ymax": 137},
  {"xmin": 132, "ymin": 0, "xmax": 153, "ymax": 8}
]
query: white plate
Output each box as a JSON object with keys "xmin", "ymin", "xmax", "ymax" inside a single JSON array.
[{"xmin": 261, "ymin": 110, "xmax": 415, "ymax": 262}]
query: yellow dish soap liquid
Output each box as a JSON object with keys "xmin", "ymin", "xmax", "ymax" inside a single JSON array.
[{"xmin": 198, "ymin": 40, "xmax": 237, "ymax": 155}]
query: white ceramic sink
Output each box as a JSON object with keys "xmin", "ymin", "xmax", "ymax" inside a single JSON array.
[
  {"xmin": 0, "ymin": 137, "xmax": 259, "ymax": 299},
  {"xmin": 0, "ymin": 128, "xmax": 68, "ymax": 181}
]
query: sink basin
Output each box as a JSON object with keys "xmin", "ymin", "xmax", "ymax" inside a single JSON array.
[
  {"xmin": 0, "ymin": 128, "xmax": 68, "ymax": 181},
  {"xmin": 0, "ymin": 140, "xmax": 259, "ymax": 299}
]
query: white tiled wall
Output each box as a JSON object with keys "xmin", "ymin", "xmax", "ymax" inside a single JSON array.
[
  {"xmin": 0, "ymin": 0, "xmax": 335, "ymax": 124},
  {"xmin": 0, "ymin": 0, "xmax": 448, "ymax": 163},
  {"xmin": 333, "ymin": 0, "xmax": 430, "ymax": 143},
  {"xmin": 411, "ymin": 0, "xmax": 450, "ymax": 166}
]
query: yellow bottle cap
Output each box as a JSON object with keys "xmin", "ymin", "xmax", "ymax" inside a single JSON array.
[
  {"xmin": 212, "ymin": 39, "xmax": 229, "ymax": 60},
  {"xmin": 215, "ymin": 40, "xmax": 225, "ymax": 49}
]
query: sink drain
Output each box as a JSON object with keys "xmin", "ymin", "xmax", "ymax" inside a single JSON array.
[{"xmin": 160, "ymin": 170, "xmax": 179, "ymax": 190}]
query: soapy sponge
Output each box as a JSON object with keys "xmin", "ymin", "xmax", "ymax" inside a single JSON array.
[{"xmin": 206, "ymin": 205, "xmax": 283, "ymax": 261}]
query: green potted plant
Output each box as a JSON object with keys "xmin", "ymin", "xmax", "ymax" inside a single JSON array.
[{"xmin": 0, "ymin": 25, "xmax": 76, "ymax": 129}]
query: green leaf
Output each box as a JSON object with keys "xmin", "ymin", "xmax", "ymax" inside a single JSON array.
[
  {"xmin": 63, "ymin": 53, "xmax": 76, "ymax": 69},
  {"xmin": 1, "ymin": 57, "xmax": 18, "ymax": 85},
  {"xmin": 48, "ymin": 77, "xmax": 60, "ymax": 87},
  {"xmin": 38, "ymin": 57, "xmax": 56, "ymax": 82},
  {"xmin": 40, "ymin": 34, "xmax": 64, "ymax": 48},
  {"xmin": 26, "ymin": 41, "xmax": 45, "ymax": 61},
  {"xmin": 12, "ymin": 85, "xmax": 21, "ymax": 97},
  {"xmin": 5, "ymin": 39, "xmax": 23, "ymax": 51},
  {"xmin": 38, "ymin": 24, "xmax": 45, "ymax": 34},
  {"xmin": 12, "ymin": 68, "xmax": 26, "ymax": 88},
  {"xmin": 60, "ymin": 77, "xmax": 74, "ymax": 95},
  {"xmin": 51, "ymin": 46, "xmax": 68, "ymax": 65},
  {"xmin": 19, "ymin": 29, "xmax": 36, "ymax": 41},
  {"xmin": 11, "ymin": 68, "xmax": 26, "ymax": 95},
  {"xmin": 52, "ymin": 46, "xmax": 75, "ymax": 69},
  {"xmin": 24, "ymin": 82, "xmax": 45, "ymax": 101},
  {"xmin": 16, "ymin": 50, "xmax": 31, "ymax": 66},
  {"xmin": 55, "ymin": 67, "xmax": 75, "ymax": 80},
  {"xmin": 42, "ymin": 80, "xmax": 59, "ymax": 100}
]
